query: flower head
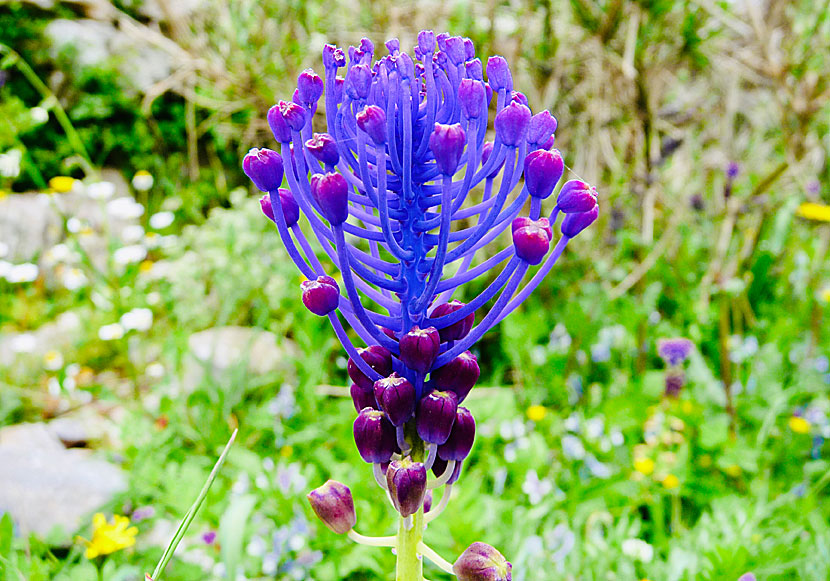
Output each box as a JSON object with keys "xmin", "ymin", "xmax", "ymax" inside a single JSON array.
[
  {"xmin": 80, "ymin": 513, "xmax": 138, "ymax": 559},
  {"xmin": 657, "ymin": 338, "xmax": 694, "ymax": 366}
]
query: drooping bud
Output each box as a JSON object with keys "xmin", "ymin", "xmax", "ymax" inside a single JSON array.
[
  {"xmin": 297, "ymin": 69, "xmax": 324, "ymax": 105},
  {"xmin": 453, "ymin": 542, "xmax": 512, "ymax": 581},
  {"xmin": 430, "ymin": 300, "xmax": 474, "ymax": 342},
  {"xmin": 657, "ymin": 338, "xmax": 694, "ymax": 366},
  {"xmin": 307, "ymin": 480, "xmax": 356, "ymax": 534},
  {"xmin": 527, "ymin": 110, "xmax": 558, "ymax": 147},
  {"xmin": 512, "ymin": 217, "xmax": 553, "ymax": 265},
  {"xmin": 458, "ymin": 79, "xmax": 486, "ymax": 119},
  {"xmin": 260, "ymin": 188, "xmax": 299, "ymax": 227},
  {"xmin": 311, "ymin": 172, "xmax": 349, "ymax": 225},
  {"xmin": 417, "ymin": 389, "xmax": 459, "ymax": 444},
  {"xmin": 561, "ymin": 204, "xmax": 599, "ymax": 238},
  {"xmin": 524, "ymin": 149, "xmax": 564, "ymax": 199},
  {"xmin": 306, "ymin": 133, "xmax": 340, "ymax": 166},
  {"xmin": 356, "ymin": 105, "xmax": 387, "ymax": 144},
  {"xmin": 400, "ymin": 326, "xmax": 441, "ymax": 374},
  {"xmin": 481, "ymin": 141, "xmax": 504, "ymax": 179},
  {"xmin": 348, "ymin": 345, "xmax": 394, "ymax": 390},
  {"xmin": 486, "ymin": 56, "xmax": 512, "ymax": 93},
  {"xmin": 243, "ymin": 148, "xmax": 284, "ymax": 192},
  {"xmin": 350, "ymin": 383, "xmax": 377, "ymax": 412},
  {"xmin": 373, "ymin": 373, "xmax": 416, "ymax": 426},
  {"xmin": 431, "ymin": 457, "xmax": 462, "ymax": 484},
  {"xmin": 386, "ymin": 458, "xmax": 427, "ymax": 517},
  {"xmin": 344, "ymin": 64, "xmax": 372, "ymax": 100},
  {"xmin": 429, "ymin": 123, "xmax": 467, "ymax": 176},
  {"xmin": 494, "ymin": 101, "xmax": 531, "ymax": 147},
  {"xmin": 353, "ymin": 408, "xmax": 396, "ymax": 463},
  {"xmin": 301, "ymin": 275, "xmax": 340, "ymax": 316},
  {"xmin": 430, "ymin": 351, "xmax": 479, "ymax": 402},
  {"xmin": 557, "ymin": 180, "xmax": 598, "ymax": 213},
  {"xmin": 438, "ymin": 407, "xmax": 475, "ymax": 461}
]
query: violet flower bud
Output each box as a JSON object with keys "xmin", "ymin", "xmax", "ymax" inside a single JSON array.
[
  {"xmin": 561, "ymin": 204, "xmax": 599, "ymax": 238},
  {"xmin": 243, "ymin": 148, "xmax": 284, "ymax": 192},
  {"xmin": 350, "ymin": 383, "xmax": 377, "ymax": 412},
  {"xmin": 512, "ymin": 217, "xmax": 553, "ymax": 265},
  {"xmin": 385, "ymin": 38, "xmax": 400, "ymax": 55},
  {"xmin": 301, "ymin": 275, "xmax": 340, "ymax": 316},
  {"xmin": 267, "ymin": 103, "xmax": 291, "ymax": 143},
  {"xmin": 307, "ymin": 480, "xmax": 356, "ymax": 534},
  {"xmin": 333, "ymin": 76, "xmax": 344, "ymax": 102},
  {"xmin": 373, "ymin": 372, "xmax": 416, "ymax": 426},
  {"xmin": 311, "ymin": 172, "xmax": 349, "ymax": 225},
  {"xmin": 445, "ymin": 36, "xmax": 466, "ymax": 65},
  {"xmin": 557, "ymin": 180, "xmax": 598, "ymax": 213},
  {"xmin": 353, "ymin": 408, "xmax": 396, "ymax": 463},
  {"xmin": 431, "ymin": 457, "xmax": 462, "ymax": 484},
  {"xmin": 657, "ymin": 337, "xmax": 694, "ymax": 366},
  {"xmin": 454, "ymin": 542, "xmax": 512, "ymax": 581},
  {"xmin": 528, "ymin": 110, "xmax": 558, "ymax": 147},
  {"xmin": 418, "ymin": 30, "xmax": 436, "ymax": 55},
  {"xmin": 510, "ymin": 91, "xmax": 528, "ymax": 108},
  {"xmin": 400, "ymin": 325, "xmax": 441, "ymax": 374},
  {"xmin": 436, "ymin": 33, "xmax": 449, "ymax": 52},
  {"xmin": 438, "ymin": 406, "xmax": 475, "ymax": 461},
  {"xmin": 430, "ymin": 300, "xmax": 474, "ymax": 342},
  {"xmin": 397, "ymin": 52, "xmax": 415, "ymax": 79},
  {"xmin": 348, "ymin": 345, "xmax": 394, "ymax": 390},
  {"xmin": 523, "ymin": 149, "xmax": 564, "ymax": 200},
  {"xmin": 494, "ymin": 101, "xmax": 531, "ymax": 147},
  {"xmin": 463, "ymin": 37, "xmax": 475, "ymax": 61},
  {"xmin": 356, "ymin": 105, "xmax": 387, "ymax": 144},
  {"xmin": 386, "ymin": 458, "xmax": 427, "ymax": 517},
  {"xmin": 466, "ymin": 58, "xmax": 484, "ymax": 80},
  {"xmin": 306, "ymin": 133, "xmax": 340, "ymax": 166},
  {"xmin": 260, "ymin": 188, "xmax": 299, "ymax": 227},
  {"xmin": 344, "ymin": 64, "xmax": 372, "ymax": 100},
  {"xmin": 486, "ymin": 56, "xmax": 512, "ymax": 93},
  {"xmin": 429, "ymin": 123, "xmax": 466, "ymax": 176},
  {"xmin": 423, "ymin": 489, "xmax": 433, "ymax": 513},
  {"xmin": 481, "ymin": 141, "xmax": 504, "ymax": 179},
  {"xmin": 430, "ymin": 350, "xmax": 479, "ymax": 402},
  {"xmin": 279, "ymin": 100, "xmax": 306, "ymax": 132},
  {"xmin": 322, "ymin": 44, "xmax": 345, "ymax": 69},
  {"xmin": 417, "ymin": 389, "xmax": 458, "ymax": 444},
  {"xmin": 459, "ymin": 79, "xmax": 486, "ymax": 119},
  {"xmin": 664, "ymin": 369, "xmax": 685, "ymax": 398}
]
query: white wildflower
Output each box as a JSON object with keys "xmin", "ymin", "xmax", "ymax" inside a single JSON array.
[
  {"xmin": 113, "ymin": 245, "xmax": 147, "ymax": 265},
  {"xmin": 120, "ymin": 307, "xmax": 153, "ymax": 332},
  {"xmin": 0, "ymin": 149, "xmax": 22, "ymax": 178},
  {"xmin": 86, "ymin": 181, "xmax": 116, "ymax": 200},
  {"xmin": 43, "ymin": 350, "xmax": 64, "ymax": 371},
  {"xmin": 5, "ymin": 263, "xmax": 39, "ymax": 283},
  {"xmin": 131, "ymin": 170, "xmax": 154, "ymax": 191},
  {"xmin": 107, "ymin": 197, "xmax": 145, "ymax": 220},
  {"xmin": 98, "ymin": 323, "xmax": 125, "ymax": 341},
  {"xmin": 30, "ymin": 107, "xmax": 49, "ymax": 123},
  {"xmin": 149, "ymin": 211, "xmax": 175, "ymax": 229},
  {"xmin": 621, "ymin": 538, "xmax": 654, "ymax": 562}
]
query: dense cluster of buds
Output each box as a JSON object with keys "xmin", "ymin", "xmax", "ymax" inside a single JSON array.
[{"xmin": 245, "ymin": 30, "xmax": 599, "ymax": 581}]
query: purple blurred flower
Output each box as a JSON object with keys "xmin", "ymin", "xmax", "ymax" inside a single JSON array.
[{"xmin": 657, "ymin": 337, "xmax": 694, "ymax": 366}]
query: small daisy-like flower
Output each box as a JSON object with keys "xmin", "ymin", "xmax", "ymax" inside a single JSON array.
[
  {"xmin": 86, "ymin": 181, "xmax": 116, "ymax": 200},
  {"xmin": 526, "ymin": 405, "xmax": 547, "ymax": 422},
  {"xmin": 120, "ymin": 308, "xmax": 153, "ymax": 332},
  {"xmin": 49, "ymin": 176, "xmax": 77, "ymax": 193},
  {"xmin": 661, "ymin": 474, "xmax": 680, "ymax": 489},
  {"xmin": 98, "ymin": 323, "xmax": 125, "ymax": 341},
  {"xmin": 633, "ymin": 457, "xmax": 655, "ymax": 476},
  {"xmin": 789, "ymin": 415, "xmax": 811, "ymax": 434},
  {"xmin": 149, "ymin": 211, "xmax": 175, "ymax": 229},
  {"xmin": 132, "ymin": 170, "xmax": 154, "ymax": 191},
  {"xmin": 79, "ymin": 513, "xmax": 138, "ymax": 559},
  {"xmin": 43, "ymin": 350, "xmax": 64, "ymax": 371}
]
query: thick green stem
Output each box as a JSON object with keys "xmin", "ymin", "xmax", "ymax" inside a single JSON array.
[{"xmin": 396, "ymin": 509, "xmax": 424, "ymax": 581}]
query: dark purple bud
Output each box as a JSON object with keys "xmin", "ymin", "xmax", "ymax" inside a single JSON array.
[
  {"xmin": 350, "ymin": 383, "xmax": 377, "ymax": 412},
  {"xmin": 463, "ymin": 38, "xmax": 475, "ymax": 61},
  {"xmin": 466, "ymin": 58, "xmax": 484, "ymax": 80},
  {"xmin": 454, "ymin": 542, "xmax": 512, "ymax": 581},
  {"xmin": 664, "ymin": 370, "xmax": 685, "ymax": 398},
  {"xmin": 423, "ymin": 489, "xmax": 433, "ymax": 513},
  {"xmin": 310, "ymin": 172, "xmax": 349, "ymax": 225},
  {"xmin": 417, "ymin": 390, "xmax": 458, "ymax": 444},
  {"xmin": 459, "ymin": 79, "xmax": 486, "ymax": 119},
  {"xmin": 323, "ymin": 44, "xmax": 345, "ymax": 69},
  {"xmin": 557, "ymin": 180, "xmax": 598, "ymax": 213},
  {"xmin": 524, "ymin": 149, "xmax": 564, "ymax": 199},
  {"xmin": 353, "ymin": 408, "xmax": 396, "ymax": 463},
  {"xmin": 561, "ymin": 204, "xmax": 599, "ymax": 238},
  {"xmin": 438, "ymin": 406, "xmax": 475, "ymax": 461},
  {"xmin": 445, "ymin": 36, "xmax": 466, "ymax": 65},
  {"xmin": 512, "ymin": 217, "xmax": 553, "ymax": 265},
  {"xmin": 486, "ymin": 56, "xmax": 512, "ymax": 92},
  {"xmin": 431, "ymin": 457, "xmax": 462, "ymax": 484},
  {"xmin": 418, "ymin": 30, "xmax": 436, "ymax": 55},
  {"xmin": 540, "ymin": 134, "xmax": 556, "ymax": 150},
  {"xmin": 243, "ymin": 148, "xmax": 284, "ymax": 192},
  {"xmin": 510, "ymin": 91, "xmax": 528, "ymax": 107},
  {"xmin": 385, "ymin": 38, "xmax": 400, "ymax": 55},
  {"xmin": 301, "ymin": 275, "xmax": 340, "ymax": 316},
  {"xmin": 306, "ymin": 133, "xmax": 340, "ymax": 166},
  {"xmin": 430, "ymin": 350, "xmax": 479, "ymax": 402},
  {"xmin": 344, "ymin": 64, "xmax": 372, "ymax": 100},
  {"xmin": 726, "ymin": 161, "xmax": 740, "ymax": 179},
  {"xmin": 430, "ymin": 300, "xmax": 474, "ymax": 341},
  {"xmin": 430, "ymin": 123, "xmax": 466, "ymax": 175},
  {"xmin": 307, "ymin": 480, "xmax": 356, "ymax": 534},
  {"xmin": 259, "ymin": 188, "xmax": 299, "ymax": 227},
  {"xmin": 386, "ymin": 458, "xmax": 427, "ymax": 517},
  {"xmin": 657, "ymin": 337, "xmax": 694, "ymax": 366},
  {"xmin": 481, "ymin": 141, "xmax": 504, "ymax": 179},
  {"xmin": 278, "ymin": 100, "xmax": 306, "ymax": 132},
  {"xmin": 297, "ymin": 69, "xmax": 324, "ymax": 105},
  {"xmin": 373, "ymin": 372, "xmax": 416, "ymax": 426},
  {"xmin": 348, "ymin": 345, "xmax": 393, "ymax": 390},
  {"xmin": 400, "ymin": 325, "xmax": 441, "ymax": 374},
  {"xmin": 494, "ymin": 101, "xmax": 531, "ymax": 147},
  {"xmin": 528, "ymin": 110, "xmax": 558, "ymax": 146},
  {"xmin": 356, "ymin": 105, "xmax": 387, "ymax": 144}
]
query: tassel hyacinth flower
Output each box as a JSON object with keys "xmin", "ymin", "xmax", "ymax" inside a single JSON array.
[{"xmin": 245, "ymin": 31, "xmax": 599, "ymax": 581}]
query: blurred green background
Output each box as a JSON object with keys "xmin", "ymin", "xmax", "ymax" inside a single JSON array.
[{"xmin": 1, "ymin": 0, "xmax": 829, "ymax": 579}]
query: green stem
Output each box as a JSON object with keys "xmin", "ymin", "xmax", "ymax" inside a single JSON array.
[{"xmin": 396, "ymin": 509, "xmax": 424, "ymax": 581}]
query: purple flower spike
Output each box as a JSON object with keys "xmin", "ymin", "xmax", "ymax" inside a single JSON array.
[
  {"xmin": 561, "ymin": 204, "xmax": 599, "ymax": 238},
  {"xmin": 512, "ymin": 217, "xmax": 553, "ymax": 265},
  {"xmin": 386, "ymin": 458, "xmax": 427, "ymax": 517},
  {"xmin": 481, "ymin": 141, "xmax": 504, "ymax": 178},
  {"xmin": 350, "ymin": 383, "xmax": 377, "ymax": 412},
  {"xmin": 454, "ymin": 542, "xmax": 512, "ymax": 581},
  {"xmin": 430, "ymin": 300, "xmax": 475, "ymax": 342},
  {"xmin": 307, "ymin": 480, "xmax": 356, "ymax": 534},
  {"xmin": 373, "ymin": 372, "xmax": 416, "ymax": 426},
  {"xmin": 418, "ymin": 30, "xmax": 436, "ymax": 54},
  {"xmin": 528, "ymin": 110, "xmax": 558, "ymax": 147},
  {"xmin": 344, "ymin": 64, "xmax": 372, "ymax": 100},
  {"xmin": 438, "ymin": 406, "xmax": 475, "ymax": 461},
  {"xmin": 298, "ymin": 69, "xmax": 324, "ymax": 105},
  {"xmin": 459, "ymin": 79, "xmax": 486, "ymax": 119},
  {"xmin": 524, "ymin": 149, "xmax": 564, "ymax": 199},
  {"xmin": 260, "ymin": 188, "xmax": 299, "ymax": 227},
  {"xmin": 417, "ymin": 389, "xmax": 458, "ymax": 444},
  {"xmin": 400, "ymin": 326, "xmax": 441, "ymax": 374},
  {"xmin": 243, "ymin": 148, "xmax": 284, "ymax": 192},
  {"xmin": 557, "ymin": 180, "xmax": 598, "ymax": 213},
  {"xmin": 301, "ymin": 275, "xmax": 340, "ymax": 316},
  {"xmin": 348, "ymin": 345, "xmax": 393, "ymax": 390},
  {"xmin": 657, "ymin": 337, "xmax": 694, "ymax": 366},
  {"xmin": 486, "ymin": 56, "xmax": 512, "ymax": 92},
  {"xmin": 494, "ymin": 101, "xmax": 531, "ymax": 147},
  {"xmin": 430, "ymin": 350, "xmax": 479, "ymax": 402},
  {"xmin": 356, "ymin": 105, "xmax": 387, "ymax": 144},
  {"xmin": 430, "ymin": 123, "xmax": 467, "ymax": 176},
  {"xmin": 306, "ymin": 133, "xmax": 340, "ymax": 166},
  {"xmin": 353, "ymin": 408, "xmax": 396, "ymax": 463},
  {"xmin": 311, "ymin": 172, "xmax": 349, "ymax": 225}
]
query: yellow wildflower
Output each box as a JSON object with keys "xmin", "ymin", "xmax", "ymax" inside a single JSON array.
[
  {"xmin": 725, "ymin": 464, "xmax": 741, "ymax": 477},
  {"xmin": 526, "ymin": 405, "xmax": 547, "ymax": 422},
  {"xmin": 634, "ymin": 457, "xmax": 655, "ymax": 476},
  {"xmin": 662, "ymin": 474, "xmax": 680, "ymax": 489},
  {"xmin": 80, "ymin": 513, "xmax": 138, "ymax": 559},
  {"xmin": 789, "ymin": 416, "xmax": 811, "ymax": 434},
  {"xmin": 796, "ymin": 202, "xmax": 830, "ymax": 222},
  {"xmin": 280, "ymin": 445, "xmax": 293, "ymax": 458},
  {"xmin": 139, "ymin": 260, "xmax": 154, "ymax": 274},
  {"xmin": 49, "ymin": 176, "xmax": 77, "ymax": 193},
  {"xmin": 821, "ymin": 288, "xmax": 830, "ymax": 303}
]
